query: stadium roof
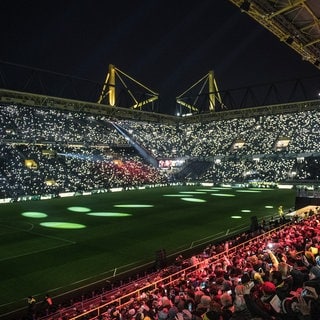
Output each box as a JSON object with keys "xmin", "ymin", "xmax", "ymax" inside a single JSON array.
[
  {"xmin": 228, "ymin": 0, "xmax": 320, "ymax": 69},
  {"xmin": 1, "ymin": 1, "xmax": 320, "ymax": 115},
  {"xmin": 1, "ymin": 88, "xmax": 319, "ymax": 125}
]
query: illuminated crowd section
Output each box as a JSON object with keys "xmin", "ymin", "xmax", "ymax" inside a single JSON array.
[
  {"xmin": 31, "ymin": 206, "xmax": 320, "ymax": 320},
  {"xmin": 0, "ymin": 103, "xmax": 319, "ymax": 201}
]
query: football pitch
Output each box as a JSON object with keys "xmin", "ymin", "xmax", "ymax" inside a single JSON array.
[{"xmin": 0, "ymin": 185, "xmax": 295, "ymax": 316}]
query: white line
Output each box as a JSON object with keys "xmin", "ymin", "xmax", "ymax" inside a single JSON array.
[
  {"xmin": 0, "ymin": 222, "xmax": 76, "ymax": 244},
  {"xmin": 0, "ymin": 242, "xmax": 74, "ymax": 262},
  {"xmin": 0, "ymin": 260, "xmax": 142, "ymax": 313},
  {"xmin": 25, "ymin": 222, "xmax": 35, "ymax": 231},
  {"xmin": 27, "ymin": 261, "xmax": 142, "ymax": 296},
  {"xmin": 0, "ymin": 223, "xmax": 76, "ymax": 261}
]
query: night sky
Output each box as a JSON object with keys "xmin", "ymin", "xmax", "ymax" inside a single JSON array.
[{"xmin": 1, "ymin": 0, "xmax": 319, "ymax": 114}]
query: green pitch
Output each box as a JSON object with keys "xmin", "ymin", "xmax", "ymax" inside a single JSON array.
[{"xmin": 0, "ymin": 185, "xmax": 295, "ymax": 316}]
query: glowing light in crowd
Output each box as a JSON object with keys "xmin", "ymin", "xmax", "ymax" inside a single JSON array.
[
  {"xmin": 21, "ymin": 211, "xmax": 48, "ymax": 218},
  {"xmin": 56, "ymin": 153, "xmax": 104, "ymax": 161},
  {"xmin": 40, "ymin": 222, "xmax": 86, "ymax": 229},
  {"xmin": 67, "ymin": 206, "xmax": 91, "ymax": 213}
]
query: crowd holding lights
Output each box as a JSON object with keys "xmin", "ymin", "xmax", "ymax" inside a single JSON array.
[
  {"xmin": 1, "ymin": 103, "xmax": 320, "ymax": 319},
  {"xmin": 30, "ymin": 207, "xmax": 320, "ymax": 320},
  {"xmin": 0, "ymin": 103, "xmax": 320, "ymax": 199},
  {"xmin": 118, "ymin": 109, "xmax": 320, "ymax": 158}
]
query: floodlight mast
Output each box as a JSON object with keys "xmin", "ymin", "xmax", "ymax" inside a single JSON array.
[
  {"xmin": 176, "ymin": 70, "xmax": 225, "ymax": 114},
  {"xmin": 109, "ymin": 64, "xmax": 116, "ymax": 106},
  {"xmin": 97, "ymin": 64, "xmax": 114, "ymax": 106},
  {"xmin": 208, "ymin": 70, "xmax": 218, "ymax": 111},
  {"xmin": 97, "ymin": 64, "xmax": 159, "ymax": 110}
]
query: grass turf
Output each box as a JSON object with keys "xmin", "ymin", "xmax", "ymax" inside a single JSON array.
[{"xmin": 0, "ymin": 185, "xmax": 295, "ymax": 315}]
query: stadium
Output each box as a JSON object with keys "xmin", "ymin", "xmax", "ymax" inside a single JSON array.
[{"xmin": 1, "ymin": 1, "xmax": 320, "ymax": 320}]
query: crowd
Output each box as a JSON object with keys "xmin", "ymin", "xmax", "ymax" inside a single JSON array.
[
  {"xmin": 0, "ymin": 102, "xmax": 318, "ymax": 319},
  {"xmin": 29, "ymin": 207, "xmax": 320, "ymax": 320},
  {"xmin": 0, "ymin": 104, "xmax": 169, "ymax": 198},
  {"xmin": 0, "ymin": 143, "xmax": 168, "ymax": 198},
  {"xmin": 118, "ymin": 108, "xmax": 320, "ymax": 158},
  {"xmin": 0, "ymin": 103, "xmax": 320, "ymax": 198},
  {"xmin": 0, "ymin": 105, "xmax": 127, "ymax": 145},
  {"xmin": 88, "ymin": 210, "xmax": 320, "ymax": 320},
  {"xmin": 200, "ymin": 158, "xmax": 297, "ymax": 184}
]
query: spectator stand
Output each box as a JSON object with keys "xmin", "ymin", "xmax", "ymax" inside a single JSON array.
[{"xmin": 33, "ymin": 206, "xmax": 319, "ymax": 320}]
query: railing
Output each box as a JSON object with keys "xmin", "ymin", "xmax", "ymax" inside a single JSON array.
[
  {"xmin": 60, "ymin": 220, "xmax": 292, "ymax": 320},
  {"xmin": 3, "ymin": 206, "xmax": 287, "ymax": 320}
]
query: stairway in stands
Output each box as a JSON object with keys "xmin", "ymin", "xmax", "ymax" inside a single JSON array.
[{"xmin": 174, "ymin": 159, "xmax": 212, "ymax": 181}]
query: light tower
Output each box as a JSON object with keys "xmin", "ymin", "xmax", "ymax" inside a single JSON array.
[
  {"xmin": 176, "ymin": 70, "xmax": 226, "ymax": 115},
  {"xmin": 97, "ymin": 64, "xmax": 159, "ymax": 110}
]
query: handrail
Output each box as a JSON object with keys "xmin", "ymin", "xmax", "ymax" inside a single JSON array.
[
  {"xmin": 35, "ymin": 214, "xmax": 259, "ymax": 320},
  {"xmin": 67, "ymin": 220, "xmax": 292, "ymax": 320}
]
